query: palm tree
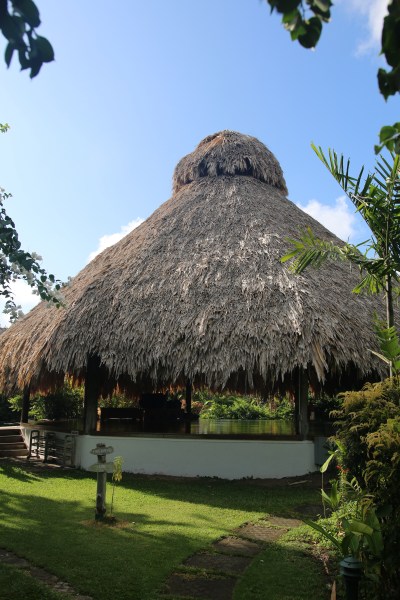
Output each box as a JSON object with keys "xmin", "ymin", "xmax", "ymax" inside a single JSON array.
[{"xmin": 281, "ymin": 149, "xmax": 400, "ymax": 375}]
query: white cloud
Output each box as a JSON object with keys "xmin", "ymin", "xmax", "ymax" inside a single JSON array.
[
  {"xmin": 296, "ymin": 196, "xmax": 357, "ymax": 241},
  {"xmin": 0, "ymin": 280, "xmax": 40, "ymax": 327},
  {"xmin": 88, "ymin": 217, "xmax": 144, "ymax": 262},
  {"xmin": 0, "ymin": 218, "xmax": 145, "ymax": 326},
  {"xmin": 338, "ymin": 0, "xmax": 388, "ymax": 53}
]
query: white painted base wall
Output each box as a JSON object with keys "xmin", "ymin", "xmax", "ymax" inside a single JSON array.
[{"xmin": 76, "ymin": 435, "xmax": 317, "ymax": 479}]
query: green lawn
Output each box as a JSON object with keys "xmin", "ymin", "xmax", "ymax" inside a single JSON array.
[
  {"xmin": 0, "ymin": 462, "xmax": 328, "ymax": 600},
  {"xmin": 234, "ymin": 536, "xmax": 330, "ymax": 600},
  {"xmin": 0, "ymin": 563, "xmax": 64, "ymax": 600}
]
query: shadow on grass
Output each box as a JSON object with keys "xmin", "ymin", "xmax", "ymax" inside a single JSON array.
[
  {"xmin": 108, "ymin": 471, "xmax": 322, "ymax": 518},
  {"xmin": 233, "ymin": 537, "xmax": 332, "ymax": 600},
  {"xmin": 0, "ymin": 472, "xmax": 244, "ymax": 600},
  {"xmin": 0, "ymin": 462, "xmax": 42, "ymax": 483},
  {"xmin": 0, "ymin": 562, "xmax": 62, "ymax": 600},
  {"xmin": 0, "ymin": 460, "xmax": 322, "ymax": 518}
]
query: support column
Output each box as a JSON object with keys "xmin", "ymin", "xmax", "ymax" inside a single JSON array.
[
  {"xmin": 20, "ymin": 386, "xmax": 30, "ymax": 424},
  {"xmin": 84, "ymin": 355, "xmax": 101, "ymax": 434},
  {"xmin": 185, "ymin": 380, "xmax": 192, "ymax": 417},
  {"xmin": 295, "ymin": 369, "xmax": 309, "ymax": 439}
]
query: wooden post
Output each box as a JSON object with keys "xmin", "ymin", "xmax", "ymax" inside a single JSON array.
[
  {"xmin": 295, "ymin": 369, "xmax": 309, "ymax": 438},
  {"xmin": 95, "ymin": 450, "xmax": 107, "ymax": 520},
  {"xmin": 20, "ymin": 386, "xmax": 30, "ymax": 424},
  {"xmin": 84, "ymin": 355, "xmax": 101, "ymax": 434},
  {"xmin": 185, "ymin": 380, "xmax": 192, "ymax": 417}
]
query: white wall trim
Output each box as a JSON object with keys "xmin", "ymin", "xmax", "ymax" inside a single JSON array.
[{"xmin": 76, "ymin": 435, "xmax": 317, "ymax": 479}]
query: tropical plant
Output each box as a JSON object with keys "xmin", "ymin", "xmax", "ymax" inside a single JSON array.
[
  {"xmin": 198, "ymin": 392, "xmax": 293, "ymax": 420},
  {"xmin": 0, "ymin": 392, "xmax": 19, "ymax": 423},
  {"xmin": 281, "ymin": 149, "xmax": 400, "ymax": 375},
  {"xmin": 8, "ymin": 382, "xmax": 84, "ymax": 421},
  {"xmin": 372, "ymin": 321, "xmax": 400, "ymax": 379},
  {"xmin": 306, "ymin": 480, "xmax": 384, "ymax": 583},
  {"xmin": 110, "ymin": 455, "xmax": 123, "ymax": 518},
  {"xmin": 322, "ymin": 382, "xmax": 400, "ymax": 597}
]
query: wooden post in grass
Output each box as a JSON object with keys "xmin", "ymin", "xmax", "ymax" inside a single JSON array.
[
  {"xmin": 20, "ymin": 386, "xmax": 30, "ymax": 424},
  {"xmin": 295, "ymin": 369, "xmax": 309, "ymax": 438},
  {"xmin": 84, "ymin": 355, "xmax": 101, "ymax": 434}
]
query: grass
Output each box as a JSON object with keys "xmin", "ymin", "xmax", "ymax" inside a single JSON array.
[
  {"xmin": 234, "ymin": 534, "xmax": 331, "ymax": 600},
  {"xmin": 0, "ymin": 462, "xmax": 328, "ymax": 599},
  {"xmin": 0, "ymin": 563, "xmax": 64, "ymax": 600}
]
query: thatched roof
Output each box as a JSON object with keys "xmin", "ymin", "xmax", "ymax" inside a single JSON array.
[{"xmin": 0, "ymin": 130, "xmax": 388, "ymax": 395}]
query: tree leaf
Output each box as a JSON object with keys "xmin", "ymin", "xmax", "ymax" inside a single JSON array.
[
  {"xmin": 35, "ymin": 35, "xmax": 54, "ymax": 63},
  {"xmin": 12, "ymin": 0, "xmax": 41, "ymax": 29},
  {"xmin": 1, "ymin": 14, "xmax": 24, "ymax": 42},
  {"xmin": 347, "ymin": 519, "xmax": 374, "ymax": 536},
  {"xmin": 29, "ymin": 56, "xmax": 42, "ymax": 78},
  {"xmin": 298, "ymin": 16, "xmax": 322, "ymax": 49},
  {"xmin": 4, "ymin": 42, "xmax": 14, "ymax": 67},
  {"xmin": 303, "ymin": 519, "xmax": 342, "ymax": 550}
]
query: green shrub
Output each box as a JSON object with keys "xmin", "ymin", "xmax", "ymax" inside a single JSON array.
[
  {"xmin": 0, "ymin": 393, "xmax": 19, "ymax": 424},
  {"xmin": 99, "ymin": 393, "xmax": 136, "ymax": 408},
  {"xmin": 329, "ymin": 379, "xmax": 400, "ymax": 598},
  {"xmin": 333, "ymin": 380, "xmax": 400, "ymax": 484},
  {"xmin": 199, "ymin": 393, "xmax": 293, "ymax": 420},
  {"xmin": 8, "ymin": 383, "xmax": 84, "ymax": 421},
  {"xmin": 311, "ymin": 392, "xmax": 342, "ymax": 421}
]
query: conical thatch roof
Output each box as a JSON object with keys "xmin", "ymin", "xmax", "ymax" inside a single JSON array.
[{"xmin": 0, "ymin": 131, "xmax": 388, "ymax": 395}]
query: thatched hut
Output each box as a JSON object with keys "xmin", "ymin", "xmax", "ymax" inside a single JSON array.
[{"xmin": 0, "ymin": 131, "xmax": 386, "ymax": 438}]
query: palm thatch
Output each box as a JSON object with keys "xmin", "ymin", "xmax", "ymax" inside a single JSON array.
[{"xmin": 0, "ymin": 131, "xmax": 388, "ymax": 396}]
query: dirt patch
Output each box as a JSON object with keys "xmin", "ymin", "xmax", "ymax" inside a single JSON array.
[{"xmin": 80, "ymin": 518, "xmax": 135, "ymax": 530}]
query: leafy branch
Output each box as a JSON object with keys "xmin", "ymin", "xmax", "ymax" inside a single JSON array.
[
  {"xmin": 266, "ymin": 1, "xmax": 400, "ymax": 153},
  {"xmin": 0, "ymin": 0, "xmax": 54, "ymax": 78},
  {"xmin": 0, "ymin": 123, "xmax": 63, "ymax": 322},
  {"xmin": 282, "ymin": 149, "xmax": 400, "ymax": 300}
]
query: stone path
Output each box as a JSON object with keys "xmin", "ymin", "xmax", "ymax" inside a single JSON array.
[
  {"xmin": 0, "ymin": 509, "xmax": 320, "ymax": 600},
  {"xmin": 0, "ymin": 459, "xmax": 322, "ymax": 599},
  {"xmin": 160, "ymin": 514, "xmax": 306, "ymax": 600},
  {"xmin": 0, "ymin": 548, "xmax": 92, "ymax": 599}
]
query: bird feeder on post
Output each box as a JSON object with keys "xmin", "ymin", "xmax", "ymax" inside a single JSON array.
[{"xmin": 89, "ymin": 443, "xmax": 114, "ymax": 520}]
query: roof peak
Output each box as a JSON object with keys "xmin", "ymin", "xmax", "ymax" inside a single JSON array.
[{"xmin": 173, "ymin": 130, "xmax": 288, "ymax": 195}]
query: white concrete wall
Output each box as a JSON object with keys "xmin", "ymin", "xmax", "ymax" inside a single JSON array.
[{"xmin": 76, "ymin": 435, "xmax": 317, "ymax": 479}]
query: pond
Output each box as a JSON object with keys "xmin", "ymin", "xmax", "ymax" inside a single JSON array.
[
  {"xmin": 93, "ymin": 417, "xmax": 295, "ymax": 436},
  {"xmin": 191, "ymin": 418, "xmax": 295, "ymax": 436}
]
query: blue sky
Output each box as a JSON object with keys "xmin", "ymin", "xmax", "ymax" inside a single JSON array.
[{"xmin": 0, "ymin": 0, "xmax": 398, "ymax": 322}]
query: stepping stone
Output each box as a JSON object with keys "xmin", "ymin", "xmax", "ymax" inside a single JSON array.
[
  {"xmin": 267, "ymin": 516, "xmax": 302, "ymax": 528},
  {"xmin": 184, "ymin": 552, "xmax": 252, "ymax": 574},
  {"xmin": 164, "ymin": 573, "xmax": 236, "ymax": 600},
  {"xmin": 29, "ymin": 566, "xmax": 57, "ymax": 582},
  {"xmin": 0, "ymin": 555, "xmax": 30, "ymax": 568},
  {"xmin": 212, "ymin": 536, "xmax": 261, "ymax": 557},
  {"xmin": 235, "ymin": 523, "xmax": 285, "ymax": 542}
]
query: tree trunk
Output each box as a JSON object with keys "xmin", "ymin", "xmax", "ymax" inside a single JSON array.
[
  {"xmin": 20, "ymin": 386, "xmax": 30, "ymax": 424},
  {"xmin": 294, "ymin": 369, "xmax": 309, "ymax": 439},
  {"xmin": 386, "ymin": 273, "xmax": 394, "ymax": 378},
  {"xmin": 185, "ymin": 380, "xmax": 192, "ymax": 416},
  {"xmin": 84, "ymin": 355, "xmax": 101, "ymax": 434}
]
